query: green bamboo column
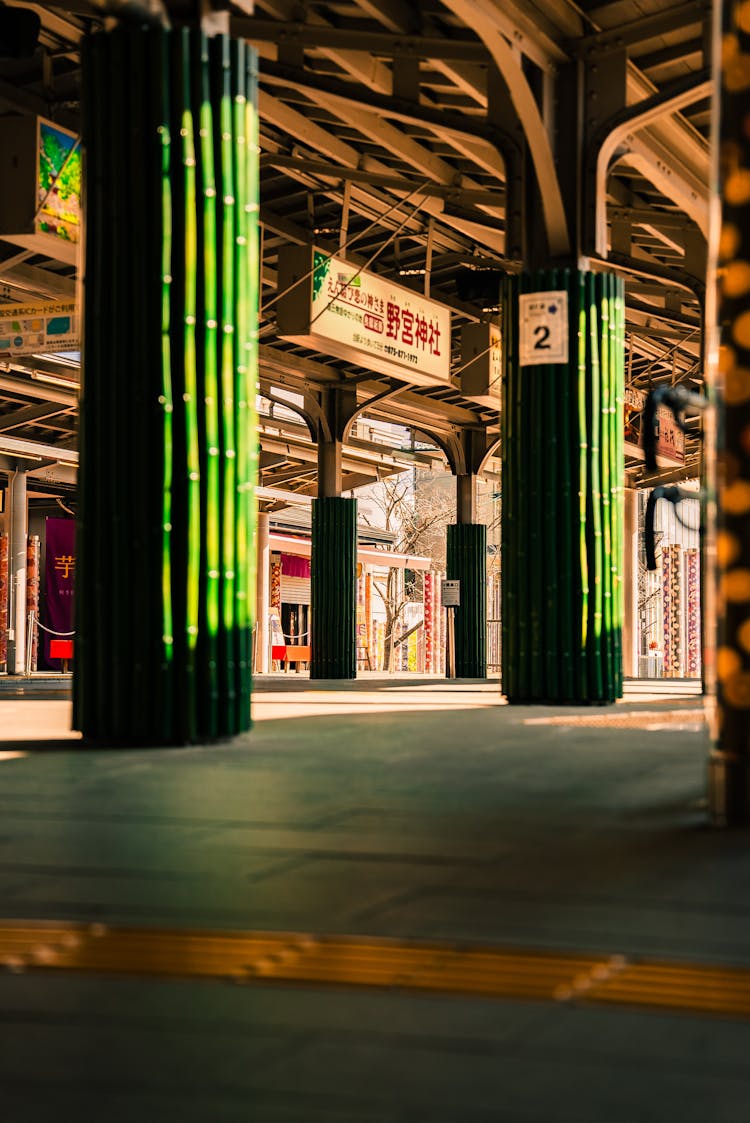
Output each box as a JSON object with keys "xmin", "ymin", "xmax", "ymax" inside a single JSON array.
[
  {"xmin": 446, "ymin": 522, "xmax": 487, "ymax": 678},
  {"xmin": 708, "ymin": 0, "xmax": 750, "ymax": 823},
  {"xmin": 74, "ymin": 25, "xmax": 258, "ymax": 744},
  {"xmin": 501, "ymin": 269, "xmax": 625, "ymax": 703},
  {"xmin": 310, "ymin": 497, "xmax": 357, "ymax": 679}
]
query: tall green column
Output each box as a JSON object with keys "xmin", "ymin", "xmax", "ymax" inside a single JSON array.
[
  {"xmin": 310, "ymin": 497, "xmax": 357, "ymax": 679},
  {"xmin": 502, "ymin": 269, "xmax": 625, "ymax": 703},
  {"xmin": 74, "ymin": 26, "xmax": 259, "ymax": 744},
  {"xmin": 446, "ymin": 522, "xmax": 487, "ymax": 678}
]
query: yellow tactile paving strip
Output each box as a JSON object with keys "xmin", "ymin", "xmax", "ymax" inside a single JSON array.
[
  {"xmin": 1, "ymin": 921, "xmax": 749, "ymax": 1019},
  {"xmin": 524, "ymin": 709, "xmax": 705, "ymax": 729}
]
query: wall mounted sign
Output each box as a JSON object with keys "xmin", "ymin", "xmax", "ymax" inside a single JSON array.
[
  {"xmin": 518, "ymin": 290, "xmax": 569, "ymax": 366},
  {"xmin": 277, "ymin": 245, "xmax": 451, "ymax": 386},
  {"xmin": 441, "ymin": 579, "xmax": 460, "ymax": 607},
  {"xmin": 0, "ymin": 300, "xmax": 79, "ymax": 358}
]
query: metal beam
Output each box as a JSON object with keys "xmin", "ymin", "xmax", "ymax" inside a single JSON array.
[
  {"xmin": 589, "ymin": 69, "xmax": 712, "ymax": 255},
  {"xmin": 0, "ymin": 373, "xmax": 77, "ymax": 406},
  {"xmin": 259, "ymin": 64, "xmax": 517, "ymax": 256},
  {"xmin": 260, "ymin": 154, "xmax": 505, "ymax": 207},
  {"xmin": 234, "ymin": 17, "xmax": 488, "ymax": 61},
  {"xmin": 575, "ymin": 1, "xmax": 710, "ymax": 56},
  {"xmin": 259, "ymin": 91, "xmax": 507, "ymax": 260},
  {"xmin": 248, "ymin": 0, "xmax": 392, "ymax": 93},
  {"xmin": 0, "ymin": 402, "xmax": 75, "ymax": 432},
  {"xmin": 0, "ymin": 262, "xmax": 76, "ymax": 299},
  {"xmin": 435, "ymin": 0, "xmax": 570, "ymax": 257},
  {"xmin": 609, "ymin": 206, "xmax": 701, "ymax": 232},
  {"xmin": 0, "ymin": 434, "xmax": 78, "ymax": 464}
]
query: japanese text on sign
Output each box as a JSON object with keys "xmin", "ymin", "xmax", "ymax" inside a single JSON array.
[
  {"xmin": 54, "ymin": 554, "xmax": 75, "ymax": 580},
  {"xmin": 519, "ymin": 291, "xmax": 569, "ymax": 366},
  {"xmin": 310, "ymin": 252, "xmax": 451, "ymax": 385}
]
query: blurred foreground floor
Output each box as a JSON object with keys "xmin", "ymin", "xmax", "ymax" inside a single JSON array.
[{"xmin": 2, "ymin": 677, "xmax": 748, "ymax": 1123}]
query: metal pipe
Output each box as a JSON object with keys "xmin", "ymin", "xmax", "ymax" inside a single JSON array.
[
  {"xmin": 8, "ymin": 470, "xmax": 27, "ymax": 675},
  {"xmin": 0, "ymin": 374, "xmax": 76, "ymax": 406}
]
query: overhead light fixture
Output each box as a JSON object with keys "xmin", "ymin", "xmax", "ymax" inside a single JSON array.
[{"xmin": 33, "ymin": 350, "xmax": 81, "ymax": 369}]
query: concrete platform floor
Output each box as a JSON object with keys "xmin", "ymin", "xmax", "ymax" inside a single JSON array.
[{"xmin": 2, "ymin": 677, "xmax": 748, "ymax": 1123}]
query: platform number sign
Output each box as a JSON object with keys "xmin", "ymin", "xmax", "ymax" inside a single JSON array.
[{"xmin": 519, "ymin": 290, "xmax": 569, "ymax": 366}]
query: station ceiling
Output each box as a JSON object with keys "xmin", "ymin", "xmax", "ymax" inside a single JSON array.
[{"xmin": 0, "ymin": 0, "xmax": 711, "ymax": 500}]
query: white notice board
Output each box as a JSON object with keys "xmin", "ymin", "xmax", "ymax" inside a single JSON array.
[
  {"xmin": 519, "ymin": 290, "xmax": 568, "ymax": 366},
  {"xmin": 442, "ymin": 579, "xmax": 460, "ymax": 607}
]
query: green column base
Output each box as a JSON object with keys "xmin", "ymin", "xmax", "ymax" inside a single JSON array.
[
  {"xmin": 311, "ymin": 497, "xmax": 357, "ymax": 679},
  {"xmin": 447, "ymin": 523, "xmax": 487, "ymax": 679},
  {"xmin": 501, "ymin": 269, "xmax": 624, "ymax": 704}
]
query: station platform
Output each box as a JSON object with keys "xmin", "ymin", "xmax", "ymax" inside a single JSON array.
[{"xmin": 2, "ymin": 677, "xmax": 748, "ymax": 1122}]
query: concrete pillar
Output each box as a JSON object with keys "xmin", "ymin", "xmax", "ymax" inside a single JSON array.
[
  {"xmin": 255, "ymin": 511, "xmax": 270, "ymax": 674},
  {"xmin": 8, "ymin": 470, "xmax": 27, "ymax": 675},
  {"xmin": 622, "ymin": 487, "xmax": 638, "ymax": 679}
]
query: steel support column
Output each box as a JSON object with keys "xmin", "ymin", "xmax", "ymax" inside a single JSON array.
[
  {"xmin": 448, "ymin": 430, "xmax": 486, "ymax": 679},
  {"xmin": 622, "ymin": 487, "xmax": 638, "ymax": 680},
  {"xmin": 8, "ymin": 469, "xmax": 26, "ymax": 676},
  {"xmin": 318, "ymin": 440, "xmax": 343, "ymax": 500},
  {"xmin": 255, "ymin": 511, "xmax": 270, "ymax": 674},
  {"xmin": 456, "ymin": 472, "xmax": 476, "ymax": 526},
  {"xmin": 310, "ymin": 386, "xmax": 358, "ymax": 678}
]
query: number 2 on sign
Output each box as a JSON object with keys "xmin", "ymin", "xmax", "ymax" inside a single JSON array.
[
  {"xmin": 518, "ymin": 290, "xmax": 569, "ymax": 366},
  {"xmin": 533, "ymin": 325, "xmax": 550, "ymax": 350}
]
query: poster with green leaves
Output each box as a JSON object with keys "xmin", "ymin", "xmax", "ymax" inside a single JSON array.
[{"xmin": 37, "ymin": 119, "xmax": 81, "ymax": 244}]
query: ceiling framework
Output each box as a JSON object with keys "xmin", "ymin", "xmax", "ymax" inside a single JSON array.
[{"xmin": 0, "ymin": 0, "xmax": 713, "ymax": 495}]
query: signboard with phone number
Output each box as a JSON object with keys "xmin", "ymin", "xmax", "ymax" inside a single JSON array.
[{"xmin": 518, "ymin": 290, "xmax": 569, "ymax": 366}]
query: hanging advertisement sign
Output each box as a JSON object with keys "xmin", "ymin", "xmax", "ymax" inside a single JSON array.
[
  {"xmin": 460, "ymin": 321, "xmax": 501, "ymax": 406},
  {"xmin": 36, "ymin": 120, "xmax": 82, "ymax": 246},
  {"xmin": 44, "ymin": 517, "xmax": 75, "ymax": 666},
  {"xmin": 0, "ymin": 116, "xmax": 81, "ymax": 265},
  {"xmin": 519, "ymin": 290, "xmax": 568, "ymax": 366},
  {"xmin": 277, "ymin": 245, "xmax": 451, "ymax": 386},
  {"xmin": 0, "ymin": 300, "xmax": 79, "ymax": 358},
  {"xmin": 624, "ymin": 386, "xmax": 684, "ymax": 466}
]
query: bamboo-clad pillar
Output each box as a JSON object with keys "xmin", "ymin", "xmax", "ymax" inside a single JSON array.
[
  {"xmin": 75, "ymin": 24, "xmax": 259, "ymax": 743},
  {"xmin": 501, "ymin": 271, "xmax": 625, "ymax": 703}
]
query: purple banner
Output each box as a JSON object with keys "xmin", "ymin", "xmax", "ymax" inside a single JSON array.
[
  {"xmin": 281, "ymin": 553, "xmax": 310, "ymax": 579},
  {"xmin": 44, "ymin": 517, "xmax": 75, "ymax": 666}
]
